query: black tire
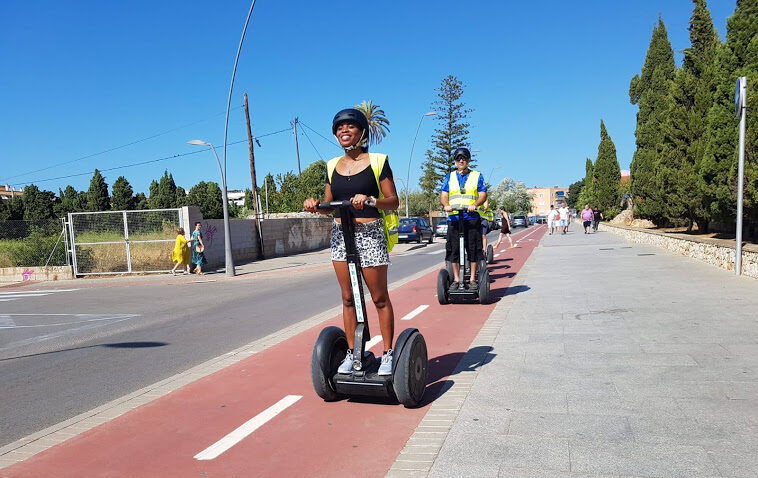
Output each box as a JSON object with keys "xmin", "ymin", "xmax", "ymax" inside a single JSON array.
[
  {"xmin": 487, "ymin": 244, "xmax": 494, "ymax": 263},
  {"xmin": 478, "ymin": 269, "xmax": 490, "ymax": 304},
  {"xmin": 478, "ymin": 259, "xmax": 487, "ymax": 274},
  {"xmin": 437, "ymin": 269, "xmax": 450, "ymax": 305},
  {"xmin": 393, "ymin": 331, "xmax": 428, "ymax": 407},
  {"xmin": 311, "ymin": 326, "xmax": 347, "ymax": 401}
]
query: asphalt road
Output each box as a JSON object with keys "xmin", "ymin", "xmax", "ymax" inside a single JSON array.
[{"xmin": 0, "ymin": 231, "xmax": 518, "ymax": 447}]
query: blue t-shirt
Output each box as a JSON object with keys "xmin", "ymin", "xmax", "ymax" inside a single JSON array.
[{"xmin": 441, "ymin": 170, "xmax": 487, "ymax": 222}]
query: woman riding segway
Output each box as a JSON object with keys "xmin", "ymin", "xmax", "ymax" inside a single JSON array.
[{"xmin": 304, "ymin": 108, "xmax": 428, "ymax": 406}]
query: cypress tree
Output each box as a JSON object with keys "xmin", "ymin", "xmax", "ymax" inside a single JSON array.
[
  {"xmin": 54, "ymin": 185, "xmax": 86, "ymax": 217},
  {"xmin": 629, "ymin": 18, "xmax": 676, "ymax": 223},
  {"xmin": 149, "ymin": 170, "xmax": 177, "ymax": 209},
  {"xmin": 111, "ymin": 176, "xmax": 135, "ymax": 211},
  {"xmin": 421, "ymin": 75, "xmax": 473, "ymax": 191},
  {"xmin": 204, "ymin": 182, "xmax": 224, "ymax": 219},
  {"xmin": 87, "ymin": 169, "xmax": 110, "ymax": 211},
  {"xmin": 701, "ymin": 1, "xmax": 757, "ymax": 233},
  {"xmin": 660, "ymin": 0, "xmax": 720, "ymax": 230},
  {"xmin": 594, "ymin": 121, "xmax": 622, "ymax": 215},
  {"xmin": 176, "ymin": 186, "xmax": 187, "ymax": 207},
  {"xmin": 8, "ymin": 195, "xmax": 25, "ymax": 220},
  {"xmin": 187, "ymin": 181, "xmax": 209, "ymax": 214},
  {"xmin": 579, "ymin": 157, "xmax": 597, "ymax": 207}
]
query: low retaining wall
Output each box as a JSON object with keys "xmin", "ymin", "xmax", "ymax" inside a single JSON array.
[
  {"xmin": 0, "ymin": 266, "xmax": 74, "ymax": 283},
  {"xmin": 599, "ymin": 223, "xmax": 758, "ymax": 278}
]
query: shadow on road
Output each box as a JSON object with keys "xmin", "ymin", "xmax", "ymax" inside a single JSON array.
[{"xmin": 488, "ymin": 284, "xmax": 530, "ymax": 302}]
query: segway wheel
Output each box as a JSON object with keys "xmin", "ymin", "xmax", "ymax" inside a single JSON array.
[
  {"xmin": 393, "ymin": 331, "xmax": 428, "ymax": 407},
  {"xmin": 311, "ymin": 326, "xmax": 347, "ymax": 401},
  {"xmin": 437, "ymin": 269, "xmax": 450, "ymax": 305},
  {"xmin": 487, "ymin": 244, "xmax": 494, "ymax": 263},
  {"xmin": 478, "ymin": 269, "xmax": 490, "ymax": 304},
  {"xmin": 445, "ymin": 260, "xmax": 453, "ymax": 278}
]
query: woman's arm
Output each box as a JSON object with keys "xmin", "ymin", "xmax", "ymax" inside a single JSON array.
[{"xmin": 303, "ymin": 184, "xmax": 333, "ymax": 214}]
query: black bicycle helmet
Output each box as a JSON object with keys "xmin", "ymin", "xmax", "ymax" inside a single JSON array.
[
  {"xmin": 332, "ymin": 108, "xmax": 369, "ymax": 134},
  {"xmin": 453, "ymin": 147, "xmax": 471, "ymax": 160}
]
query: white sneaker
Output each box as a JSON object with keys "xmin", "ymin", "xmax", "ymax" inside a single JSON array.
[
  {"xmin": 338, "ymin": 350, "xmax": 354, "ymax": 374},
  {"xmin": 378, "ymin": 349, "xmax": 393, "ymax": 376}
]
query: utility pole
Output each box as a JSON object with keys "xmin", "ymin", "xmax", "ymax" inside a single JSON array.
[
  {"xmin": 292, "ymin": 117, "xmax": 302, "ymax": 175},
  {"xmin": 735, "ymin": 77, "xmax": 747, "ymax": 276},
  {"xmin": 243, "ymin": 93, "xmax": 264, "ymax": 259}
]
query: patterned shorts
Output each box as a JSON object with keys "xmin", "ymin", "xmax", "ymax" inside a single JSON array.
[{"xmin": 331, "ymin": 219, "xmax": 391, "ymax": 267}]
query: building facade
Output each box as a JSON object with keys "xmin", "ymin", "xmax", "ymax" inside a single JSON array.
[{"xmin": 527, "ymin": 186, "xmax": 568, "ymax": 217}]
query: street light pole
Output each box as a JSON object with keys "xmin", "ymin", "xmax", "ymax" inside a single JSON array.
[
  {"xmin": 735, "ymin": 77, "xmax": 747, "ymax": 276},
  {"xmin": 188, "ymin": 140, "xmax": 235, "ymax": 277},
  {"xmin": 405, "ymin": 112, "xmax": 436, "ymax": 218}
]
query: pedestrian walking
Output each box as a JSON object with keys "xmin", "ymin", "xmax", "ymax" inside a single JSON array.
[
  {"xmin": 189, "ymin": 221, "xmax": 207, "ymax": 275},
  {"xmin": 592, "ymin": 206, "xmax": 603, "ymax": 232},
  {"xmin": 581, "ymin": 205, "xmax": 593, "ymax": 234},
  {"xmin": 547, "ymin": 205, "xmax": 558, "ymax": 235},
  {"xmin": 303, "ymin": 108, "xmax": 400, "ymax": 375},
  {"xmin": 494, "ymin": 207, "xmax": 514, "ymax": 249},
  {"xmin": 558, "ymin": 204, "xmax": 570, "ymax": 234},
  {"xmin": 170, "ymin": 227, "xmax": 190, "ymax": 275}
]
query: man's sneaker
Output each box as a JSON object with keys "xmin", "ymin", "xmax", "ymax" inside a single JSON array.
[
  {"xmin": 449, "ymin": 281, "xmax": 460, "ymax": 291},
  {"xmin": 468, "ymin": 280, "xmax": 479, "ymax": 290},
  {"xmin": 338, "ymin": 350, "xmax": 354, "ymax": 374},
  {"xmin": 378, "ymin": 350, "xmax": 393, "ymax": 375}
]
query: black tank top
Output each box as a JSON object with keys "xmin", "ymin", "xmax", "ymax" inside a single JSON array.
[{"xmin": 329, "ymin": 161, "xmax": 393, "ymax": 219}]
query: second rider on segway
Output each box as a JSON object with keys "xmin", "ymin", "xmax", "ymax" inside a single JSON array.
[{"xmin": 440, "ymin": 147, "xmax": 488, "ymax": 292}]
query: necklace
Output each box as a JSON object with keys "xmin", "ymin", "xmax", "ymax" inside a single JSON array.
[{"xmin": 345, "ymin": 157, "xmax": 362, "ymax": 175}]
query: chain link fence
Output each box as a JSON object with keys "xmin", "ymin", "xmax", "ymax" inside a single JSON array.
[
  {"xmin": 68, "ymin": 209, "xmax": 182, "ymax": 275},
  {"xmin": 0, "ymin": 219, "xmax": 67, "ymax": 268}
]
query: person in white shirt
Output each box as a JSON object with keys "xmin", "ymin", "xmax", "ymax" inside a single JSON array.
[
  {"xmin": 546, "ymin": 205, "xmax": 558, "ymax": 235},
  {"xmin": 558, "ymin": 204, "xmax": 570, "ymax": 234}
]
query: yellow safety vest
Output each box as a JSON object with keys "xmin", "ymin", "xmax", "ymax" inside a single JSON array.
[
  {"xmin": 479, "ymin": 207, "xmax": 494, "ymax": 222},
  {"xmin": 447, "ymin": 170, "xmax": 481, "ymax": 216},
  {"xmin": 326, "ymin": 153, "xmax": 399, "ymax": 252}
]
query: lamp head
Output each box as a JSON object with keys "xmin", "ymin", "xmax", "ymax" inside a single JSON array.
[{"xmin": 187, "ymin": 139, "xmax": 210, "ymax": 146}]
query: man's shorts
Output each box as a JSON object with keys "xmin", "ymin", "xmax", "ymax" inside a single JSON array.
[
  {"xmin": 445, "ymin": 217, "xmax": 483, "ymax": 263},
  {"xmin": 480, "ymin": 219, "xmax": 489, "ymax": 236},
  {"xmin": 559, "ymin": 219, "xmax": 567, "ymax": 227},
  {"xmin": 548, "ymin": 220, "xmax": 555, "ymax": 229}
]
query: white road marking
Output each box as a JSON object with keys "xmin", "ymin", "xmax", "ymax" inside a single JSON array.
[
  {"xmin": 0, "ymin": 288, "xmax": 79, "ymax": 296},
  {"xmin": 0, "ymin": 315, "xmax": 16, "ymax": 328},
  {"xmin": 494, "ymin": 253, "xmax": 501, "ymax": 258},
  {"xmin": 424, "ymin": 248, "xmax": 446, "ymax": 255},
  {"xmin": 401, "ymin": 305, "xmax": 429, "ymax": 321},
  {"xmin": 194, "ymin": 395, "xmax": 302, "ymax": 461},
  {"xmin": 365, "ymin": 335, "xmax": 383, "ymax": 350},
  {"xmin": 0, "ymin": 293, "xmax": 51, "ymax": 299}
]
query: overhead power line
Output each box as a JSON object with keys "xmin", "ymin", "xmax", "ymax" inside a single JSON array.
[
  {"xmin": 1, "ymin": 105, "xmax": 245, "ymax": 183},
  {"xmin": 299, "ymin": 127, "xmax": 324, "ymax": 161},
  {"xmin": 15, "ymin": 127, "xmax": 291, "ymax": 187},
  {"xmin": 298, "ymin": 121, "xmax": 341, "ymax": 149}
]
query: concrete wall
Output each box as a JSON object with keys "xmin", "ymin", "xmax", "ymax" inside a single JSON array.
[
  {"xmin": 599, "ymin": 223, "xmax": 758, "ymax": 279},
  {"xmin": 0, "ymin": 266, "xmax": 74, "ymax": 283},
  {"xmin": 180, "ymin": 207, "xmax": 332, "ymax": 268}
]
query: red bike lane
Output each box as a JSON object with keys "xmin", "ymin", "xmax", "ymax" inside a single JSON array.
[{"xmin": 1, "ymin": 226, "xmax": 545, "ymax": 478}]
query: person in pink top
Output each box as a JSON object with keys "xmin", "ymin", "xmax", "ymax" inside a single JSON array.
[{"xmin": 581, "ymin": 205, "xmax": 594, "ymax": 234}]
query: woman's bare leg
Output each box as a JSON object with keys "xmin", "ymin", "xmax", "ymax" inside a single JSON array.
[
  {"xmin": 332, "ymin": 261, "xmax": 358, "ymax": 349},
  {"xmin": 361, "ymin": 265, "xmax": 394, "ymax": 351}
]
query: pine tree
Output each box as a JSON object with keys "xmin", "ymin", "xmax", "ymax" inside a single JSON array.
[
  {"xmin": 175, "ymin": 186, "xmax": 187, "ymax": 207},
  {"xmin": 134, "ymin": 192, "xmax": 149, "ymax": 210},
  {"xmin": 22, "ymin": 184, "xmax": 55, "ymax": 221},
  {"xmin": 594, "ymin": 121, "xmax": 622, "ymax": 215},
  {"xmin": 149, "ymin": 170, "xmax": 177, "ymax": 209},
  {"xmin": 87, "ymin": 169, "xmax": 110, "ymax": 211},
  {"xmin": 566, "ymin": 180, "xmax": 584, "ymax": 210},
  {"xmin": 54, "ymin": 186, "xmax": 86, "ymax": 217},
  {"xmin": 629, "ymin": 17, "xmax": 676, "ymax": 223},
  {"xmin": 420, "ymin": 75, "xmax": 473, "ymax": 191},
  {"xmin": 204, "ymin": 182, "xmax": 223, "ymax": 219},
  {"xmin": 8, "ymin": 195, "xmax": 24, "ymax": 220},
  {"xmin": 298, "ymin": 160, "xmax": 328, "ymax": 205},
  {"xmin": 187, "ymin": 181, "xmax": 209, "ymax": 215},
  {"xmin": 111, "ymin": 176, "xmax": 135, "ymax": 211}
]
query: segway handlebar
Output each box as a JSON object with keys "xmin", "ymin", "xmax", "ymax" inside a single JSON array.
[{"xmin": 317, "ymin": 199, "xmax": 377, "ymax": 210}]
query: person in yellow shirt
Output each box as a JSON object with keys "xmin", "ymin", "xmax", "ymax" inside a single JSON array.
[
  {"xmin": 170, "ymin": 227, "xmax": 190, "ymax": 275},
  {"xmin": 440, "ymin": 147, "xmax": 488, "ymax": 290}
]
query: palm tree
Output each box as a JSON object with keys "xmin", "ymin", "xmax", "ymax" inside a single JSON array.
[{"xmin": 355, "ymin": 100, "xmax": 390, "ymax": 146}]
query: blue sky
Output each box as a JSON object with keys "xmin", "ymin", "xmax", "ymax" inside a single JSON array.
[{"xmin": 0, "ymin": 0, "xmax": 736, "ymax": 196}]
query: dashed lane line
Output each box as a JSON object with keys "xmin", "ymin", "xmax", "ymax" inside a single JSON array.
[
  {"xmin": 194, "ymin": 395, "xmax": 302, "ymax": 461},
  {"xmin": 400, "ymin": 305, "xmax": 429, "ymax": 321},
  {"xmin": 365, "ymin": 335, "xmax": 383, "ymax": 350}
]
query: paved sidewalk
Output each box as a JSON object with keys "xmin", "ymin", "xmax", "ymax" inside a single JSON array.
[{"xmin": 428, "ymin": 228, "xmax": 758, "ymax": 477}]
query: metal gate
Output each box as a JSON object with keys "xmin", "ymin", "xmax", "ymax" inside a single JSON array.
[{"xmin": 67, "ymin": 208, "xmax": 183, "ymax": 275}]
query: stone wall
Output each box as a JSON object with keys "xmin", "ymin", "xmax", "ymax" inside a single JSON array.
[
  {"xmin": 180, "ymin": 207, "xmax": 332, "ymax": 268},
  {"xmin": 599, "ymin": 223, "xmax": 758, "ymax": 278},
  {"xmin": 0, "ymin": 266, "xmax": 74, "ymax": 283}
]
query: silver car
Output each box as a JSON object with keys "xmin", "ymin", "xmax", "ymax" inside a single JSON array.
[{"xmin": 435, "ymin": 219, "xmax": 448, "ymax": 237}]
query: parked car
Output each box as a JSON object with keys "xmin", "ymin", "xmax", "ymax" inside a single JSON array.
[
  {"xmin": 535, "ymin": 215, "xmax": 547, "ymax": 224},
  {"xmin": 511, "ymin": 215, "xmax": 528, "ymax": 228},
  {"xmin": 435, "ymin": 219, "xmax": 448, "ymax": 237},
  {"xmin": 398, "ymin": 217, "xmax": 434, "ymax": 243}
]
